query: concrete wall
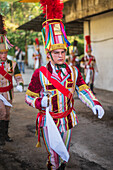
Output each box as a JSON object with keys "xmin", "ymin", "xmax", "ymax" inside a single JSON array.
[
  {"xmin": 84, "ymin": 11, "xmax": 113, "ymax": 91},
  {"xmin": 64, "ymin": 0, "xmax": 113, "ymax": 23}
]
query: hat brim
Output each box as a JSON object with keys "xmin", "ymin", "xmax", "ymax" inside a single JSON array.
[{"xmin": 49, "ymin": 43, "xmax": 67, "ymax": 52}]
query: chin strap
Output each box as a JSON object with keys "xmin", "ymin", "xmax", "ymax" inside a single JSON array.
[{"xmin": 49, "ymin": 52, "xmax": 53, "ymax": 61}]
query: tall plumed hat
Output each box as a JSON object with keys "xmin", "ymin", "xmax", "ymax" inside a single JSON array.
[
  {"xmin": 40, "ymin": 0, "xmax": 70, "ymax": 52},
  {"xmin": 85, "ymin": 35, "xmax": 92, "ymax": 53},
  {"xmin": 0, "ymin": 14, "xmax": 13, "ymax": 52},
  {"xmin": 34, "ymin": 37, "xmax": 40, "ymax": 51},
  {"xmin": 35, "ymin": 38, "xmax": 39, "ymax": 46}
]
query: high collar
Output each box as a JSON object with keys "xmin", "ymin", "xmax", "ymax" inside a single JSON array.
[
  {"xmin": 0, "ymin": 60, "xmax": 6, "ymax": 64},
  {"xmin": 46, "ymin": 61, "xmax": 71, "ymax": 75}
]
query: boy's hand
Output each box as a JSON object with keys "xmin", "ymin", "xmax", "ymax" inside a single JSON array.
[{"xmin": 92, "ymin": 105, "xmax": 104, "ymax": 119}]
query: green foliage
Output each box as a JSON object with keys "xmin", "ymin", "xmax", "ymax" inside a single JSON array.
[
  {"xmin": 7, "ymin": 30, "xmax": 43, "ymax": 57},
  {"xmin": 0, "ymin": 2, "xmax": 84, "ymax": 57},
  {"xmin": 78, "ymin": 34, "xmax": 84, "ymax": 39},
  {"xmin": 0, "ymin": 2, "xmax": 42, "ymax": 57},
  {"xmin": 77, "ymin": 41, "xmax": 84, "ymax": 56},
  {"xmin": 67, "ymin": 34, "xmax": 84, "ymax": 56},
  {"xmin": 0, "ymin": 2, "xmax": 9, "ymax": 16}
]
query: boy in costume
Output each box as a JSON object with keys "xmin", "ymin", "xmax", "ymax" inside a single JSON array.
[
  {"xmin": 25, "ymin": 1, "xmax": 104, "ymax": 169},
  {"xmin": 0, "ymin": 14, "xmax": 24, "ymax": 145},
  {"xmin": 80, "ymin": 35, "xmax": 98, "ymax": 94}
]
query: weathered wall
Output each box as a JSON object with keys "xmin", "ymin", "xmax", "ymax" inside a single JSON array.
[
  {"xmin": 64, "ymin": 0, "xmax": 113, "ymax": 22},
  {"xmin": 84, "ymin": 11, "xmax": 113, "ymax": 91}
]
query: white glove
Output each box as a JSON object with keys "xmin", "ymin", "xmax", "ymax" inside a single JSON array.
[
  {"xmin": 41, "ymin": 96, "xmax": 49, "ymax": 108},
  {"xmin": 92, "ymin": 105, "xmax": 104, "ymax": 119},
  {"xmin": 16, "ymin": 85, "xmax": 23, "ymax": 92},
  {"xmin": 86, "ymin": 65, "xmax": 89, "ymax": 69}
]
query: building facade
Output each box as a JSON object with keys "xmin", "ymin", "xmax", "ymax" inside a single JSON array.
[{"xmin": 64, "ymin": 0, "xmax": 113, "ymax": 91}]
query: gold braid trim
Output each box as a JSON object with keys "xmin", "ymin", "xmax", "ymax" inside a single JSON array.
[
  {"xmin": 70, "ymin": 66, "xmax": 76, "ymax": 93},
  {"xmin": 78, "ymin": 84, "xmax": 89, "ymax": 92},
  {"xmin": 50, "ymin": 44, "xmax": 67, "ymax": 51},
  {"xmin": 15, "ymin": 73, "xmax": 22, "ymax": 77},
  {"xmin": 0, "ymin": 49, "xmax": 8, "ymax": 52},
  {"xmin": 26, "ymin": 89, "xmax": 39, "ymax": 97}
]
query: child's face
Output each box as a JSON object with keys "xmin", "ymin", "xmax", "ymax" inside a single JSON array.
[
  {"xmin": 0, "ymin": 51, "xmax": 8, "ymax": 61},
  {"xmin": 50, "ymin": 49, "xmax": 66, "ymax": 65}
]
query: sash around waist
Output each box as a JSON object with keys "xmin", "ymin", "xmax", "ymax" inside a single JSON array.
[
  {"xmin": 39, "ymin": 107, "xmax": 73, "ymax": 119},
  {"xmin": 0, "ymin": 84, "xmax": 13, "ymax": 92}
]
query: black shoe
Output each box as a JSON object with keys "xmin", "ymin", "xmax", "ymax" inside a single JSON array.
[
  {"xmin": 47, "ymin": 161, "xmax": 53, "ymax": 170},
  {"xmin": 0, "ymin": 140, "xmax": 5, "ymax": 146},
  {"xmin": 57, "ymin": 163, "xmax": 66, "ymax": 170},
  {"xmin": 0, "ymin": 120, "xmax": 5, "ymax": 146},
  {"xmin": 4, "ymin": 121, "xmax": 13, "ymax": 142},
  {"xmin": 5, "ymin": 135, "xmax": 13, "ymax": 142}
]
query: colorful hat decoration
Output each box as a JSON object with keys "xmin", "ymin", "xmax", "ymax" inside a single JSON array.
[
  {"xmin": 85, "ymin": 35, "xmax": 92, "ymax": 53},
  {"xmin": 0, "ymin": 14, "xmax": 13, "ymax": 52},
  {"xmin": 40, "ymin": 0, "xmax": 70, "ymax": 52},
  {"xmin": 35, "ymin": 38, "xmax": 39, "ymax": 46},
  {"xmin": 34, "ymin": 37, "xmax": 40, "ymax": 51}
]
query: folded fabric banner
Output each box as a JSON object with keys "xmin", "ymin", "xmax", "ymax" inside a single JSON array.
[
  {"xmin": 46, "ymin": 107, "xmax": 69, "ymax": 162},
  {"xmin": 0, "ymin": 94, "xmax": 12, "ymax": 107},
  {"xmin": 85, "ymin": 68, "xmax": 90, "ymax": 84}
]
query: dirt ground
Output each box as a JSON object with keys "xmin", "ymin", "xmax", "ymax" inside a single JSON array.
[{"xmin": 0, "ymin": 89, "xmax": 113, "ymax": 170}]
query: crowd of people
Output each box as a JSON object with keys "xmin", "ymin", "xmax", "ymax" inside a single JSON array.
[{"xmin": 0, "ymin": 4, "xmax": 104, "ymax": 169}]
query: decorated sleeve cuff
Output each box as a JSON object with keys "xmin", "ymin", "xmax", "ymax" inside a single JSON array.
[
  {"xmin": 34, "ymin": 98, "xmax": 42, "ymax": 110},
  {"xmin": 78, "ymin": 84, "xmax": 89, "ymax": 92},
  {"xmin": 93, "ymin": 100, "xmax": 102, "ymax": 107}
]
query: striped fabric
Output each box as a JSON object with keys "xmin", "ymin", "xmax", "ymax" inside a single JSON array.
[
  {"xmin": 25, "ymin": 63, "xmax": 100, "ymax": 133},
  {"xmin": 76, "ymin": 86, "xmax": 97, "ymax": 109},
  {"xmin": 41, "ymin": 126, "xmax": 72, "ymax": 169},
  {"xmin": 25, "ymin": 62, "xmax": 102, "ymax": 169},
  {"xmin": 41, "ymin": 19, "xmax": 70, "ymax": 52},
  {"xmin": 39, "ymin": 66, "xmax": 78, "ymax": 132}
]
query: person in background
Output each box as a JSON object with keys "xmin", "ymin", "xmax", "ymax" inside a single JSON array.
[
  {"xmin": 25, "ymin": 1, "xmax": 104, "ymax": 169},
  {"xmin": 0, "ymin": 14, "xmax": 24, "ymax": 146},
  {"xmin": 15, "ymin": 46, "xmax": 25, "ymax": 74},
  {"xmin": 80, "ymin": 35, "xmax": 98, "ymax": 94},
  {"xmin": 71, "ymin": 40, "xmax": 80, "ymax": 68},
  {"xmin": 32, "ymin": 38, "xmax": 42, "ymax": 70}
]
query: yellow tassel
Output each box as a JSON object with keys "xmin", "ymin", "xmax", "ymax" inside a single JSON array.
[
  {"xmin": 36, "ymin": 141, "xmax": 41, "ymax": 148},
  {"xmin": 35, "ymin": 130, "xmax": 38, "ymax": 136}
]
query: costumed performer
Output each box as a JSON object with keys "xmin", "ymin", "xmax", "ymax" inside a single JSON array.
[
  {"xmin": 0, "ymin": 14, "xmax": 24, "ymax": 146},
  {"xmin": 25, "ymin": 1, "xmax": 104, "ymax": 170},
  {"xmin": 80, "ymin": 35, "xmax": 98, "ymax": 94},
  {"xmin": 32, "ymin": 38, "xmax": 42, "ymax": 70}
]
